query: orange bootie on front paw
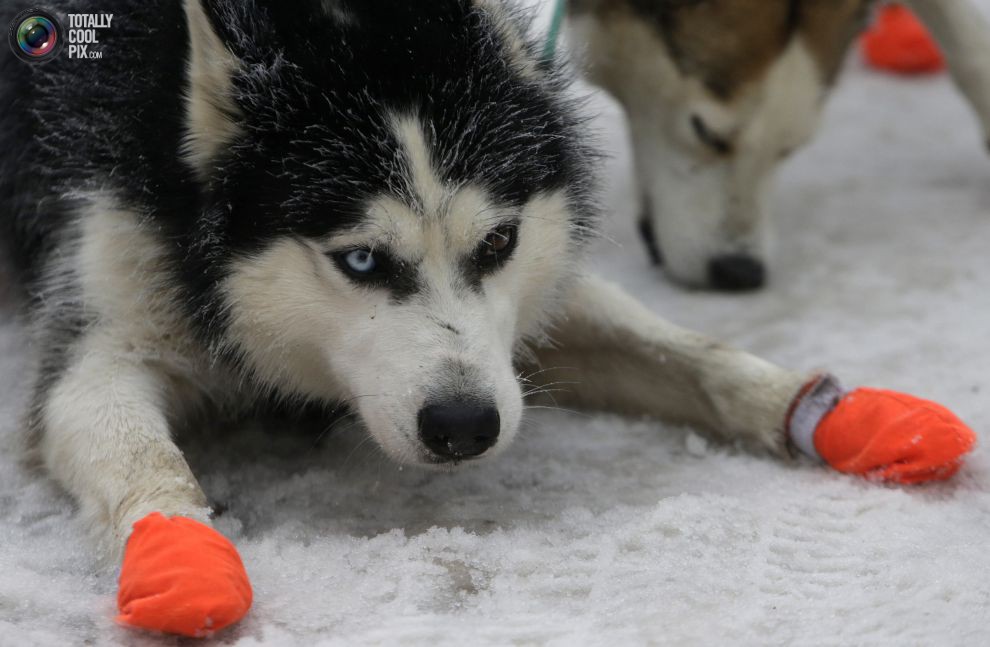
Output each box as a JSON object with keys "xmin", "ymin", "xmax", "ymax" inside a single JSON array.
[
  {"xmin": 788, "ymin": 376, "xmax": 976, "ymax": 484},
  {"xmin": 117, "ymin": 513, "xmax": 253, "ymax": 638},
  {"xmin": 816, "ymin": 388, "xmax": 976, "ymax": 484}
]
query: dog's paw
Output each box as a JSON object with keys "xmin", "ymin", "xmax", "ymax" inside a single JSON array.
[
  {"xmin": 117, "ymin": 513, "xmax": 252, "ymax": 638},
  {"xmin": 814, "ymin": 388, "xmax": 976, "ymax": 484}
]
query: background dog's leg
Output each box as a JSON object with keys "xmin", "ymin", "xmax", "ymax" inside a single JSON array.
[
  {"xmin": 526, "ymin": 275, "xmax": 807, "ymax": 455},
  {"xmin": 907, "ymin": 0, "xmax": 990, "ymax": 146},
  {"xmin": 38, "ymin": 330, "xmax": 210, "ymax": 554}
]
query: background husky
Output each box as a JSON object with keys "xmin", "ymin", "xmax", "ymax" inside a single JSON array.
[
  {"xmin": 567, "ymin": 0, "xmax": 990, "ymax": 290},
  {"xmin": 0, "ymin": 0, "xmax": 812, "ymax": 555}
]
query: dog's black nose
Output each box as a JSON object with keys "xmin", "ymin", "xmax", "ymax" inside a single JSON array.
[
  {"xmin": 708, "ymin": 254, "xmax": 766, "ymax": 291},
  {"xmin": 417, "ymin": 401, "xmax": 500, "ymax": 460}
]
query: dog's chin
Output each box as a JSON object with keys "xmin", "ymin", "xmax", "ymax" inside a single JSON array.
[
  {"xmin": 375, "ymin": 444, "xmax": 501, "ymax": 472},
  {"xmin": 368, "ymin": 436, "xmax": 507, "ymax": 472},
  {"xmin": 414, "ymin": 451, "xmax": 497, "ymax": 472}
]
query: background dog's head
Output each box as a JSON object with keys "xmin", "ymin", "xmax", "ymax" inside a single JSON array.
[
  {"xmin": 180, "ymin": 0, "xmax": 597, "ymax": 465},
  {"xmin": 570, "ymin": 0, "xmax": 870, "ymax": 290}
]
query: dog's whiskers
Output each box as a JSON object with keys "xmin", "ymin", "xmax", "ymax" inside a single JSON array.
[
  {"xmin": 312, "ymin": 392, "xmax": 388, "ymax": 447},
  {"xmin": 313, "ymin": 411, "xmax": 362, "ymax": 448},
  {"xmin": 522, "ymin": 404, "xmax": 591, "ymax": 418},
  {"xmin": 521, "ymin": 387, "xmax": 572, "ymax": 399},
  {"xmin": 516, "ymin": 365, "xmax": 576, "ymax": 384},
  {"xmin": 324, "ymin": 392, "xmax": 389, "ymax": 418},
  {"xmin": 522, "ymin": 379, "xmax": 580, "ymax": 390},
  {"xmin": 340, "ymin": 432, "xmax": 381, "ymax": 472}
]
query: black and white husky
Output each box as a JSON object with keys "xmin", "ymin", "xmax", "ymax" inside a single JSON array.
[
  {"xmin": 0, "ymin": 0, "xmax": 910, "ymax": 566},
  {"xmin": 568, "ymin": 0, "xmax": 990, "ymax": 290}
]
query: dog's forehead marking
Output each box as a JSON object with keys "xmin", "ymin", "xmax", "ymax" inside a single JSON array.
[
  {"xmin": 656, "ymin": 0, "xmax": 799, "ymax": 100},
  {"xmin": 387, "ymin": 114, "xmax": 511, "ymax": 245},
  {"xmin": 351, "ymin": 108, "xmax": 562, "ymax": 305},
  {"xmin": 572, "ymin": 0, "xmax": 868, "ymax": 100},
  {"xmin": 572, "ymin": 0, "xmax": 798, "ymax": 100},
  {"xmin": 392, "ymin": 114, "xmax": 447, "ymax": 218},
  {"xmin": 362, "ymin": 187, "xmax": 505, "ymax": 259}
]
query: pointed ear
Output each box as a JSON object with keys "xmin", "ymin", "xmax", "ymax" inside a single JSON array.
[{"xmin": 183, "ymin": 0, "xmax": 242, "ymax": 177}]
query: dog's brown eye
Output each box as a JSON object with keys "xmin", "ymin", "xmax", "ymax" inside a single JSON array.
[
  {"xmin": 485, "ymin": 227, "xmax": 513, "ymax": 253},
  {"xmin": 475, "ymin": 224, "xmax": 518, "ymax": 273}
]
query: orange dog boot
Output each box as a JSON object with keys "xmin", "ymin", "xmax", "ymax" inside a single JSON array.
[
  {"xmin": 861, "ymin": 4, "xmax": 944, "ymax": 74},
  {"xmin": 787, "ymin": 376, "xmax": 976, "ymax": 484},
  {"xmin": 117, "ymin": 513, "xmax": 253, "ymax": 637}
]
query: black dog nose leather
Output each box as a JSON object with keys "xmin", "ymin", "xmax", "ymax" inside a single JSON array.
[
  {"xmin": 418, "ymin": 401, "xmax": 500, "ymax": 459},
  {"xmin": 708, "ymin": 254, "xmax": 766, "ymax": 291}
]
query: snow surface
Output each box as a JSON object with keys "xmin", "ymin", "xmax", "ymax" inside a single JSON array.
[{"xmin": 3, "ymin": 3, "xmax": 990, "ymax": 645}]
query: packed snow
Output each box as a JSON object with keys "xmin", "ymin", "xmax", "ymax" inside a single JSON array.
[{"xmin": 2, "ymin": 3, "xmax": 990, "ymax": 645}]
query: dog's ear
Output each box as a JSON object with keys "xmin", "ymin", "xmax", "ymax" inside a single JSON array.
[{"xmin": 182, "ymin": 0, "xmax": 242, "ymax": 177}]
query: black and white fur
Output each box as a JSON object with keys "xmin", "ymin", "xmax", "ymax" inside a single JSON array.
[{"xmin": 0, "ymin": 0, "xmax": 810, "ymax": 556}]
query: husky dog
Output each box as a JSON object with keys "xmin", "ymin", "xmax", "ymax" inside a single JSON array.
[
  {"xmin": 0, "ymin": 2, "xmax": 974, "ymax": 628},
  {"xmin": 567, "ymin": 0, "xmax": 990, "ymax": 290},
  {"xmin": 0, "ymin": 0, "xmax": 820, "ymax": 552}
]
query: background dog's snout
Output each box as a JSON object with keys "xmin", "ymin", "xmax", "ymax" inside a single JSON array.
[
  {"xmin": 417, "ymin": 401, "xmax": 500, "ymax": 460},
  {"xmin": 708, "ymin": 254, "xmax": 766, "ymax": 291}
]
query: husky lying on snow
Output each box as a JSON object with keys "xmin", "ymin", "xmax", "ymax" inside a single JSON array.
[
  {"xmin": 567, "ymin": 0, "xmax": 990, "ymax": 290},
  {"xmin": 0, "ymin": 0, "xmax": 975, "ymax": 636}
]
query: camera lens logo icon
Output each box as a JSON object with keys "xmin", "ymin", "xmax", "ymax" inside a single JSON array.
[{"xmin": 9, "ymin": 9, "xmax": 63, "ymax": 63}]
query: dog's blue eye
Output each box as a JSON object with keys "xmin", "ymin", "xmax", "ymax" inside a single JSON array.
[
  {"xmin": 344, "ymin": 249, "xmax": 377, "ymax": 274},
  {"xmin": 331, "ymin": 247, "xmax": 400, "ymax": 287}
]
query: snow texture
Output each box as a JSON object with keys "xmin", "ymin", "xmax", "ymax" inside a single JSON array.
[{"xmin": 2, "ymin": 2, "xmax": 990, "ymax": 644}]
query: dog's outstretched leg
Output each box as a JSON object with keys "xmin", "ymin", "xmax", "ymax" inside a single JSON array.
[
  {"xmin": 527, "ymin": 275, "xmax": 976, "ymax": 482},
  {"xmin": 38, "ymin": 329, "xmax": 252, "ymax": 637},
  {"xmin": 907, "ymin": 0, "xmax": 990, "ymax": 148},
  {"xmin": 529, "ymin": 275, "xmax": 806, "ymax": 456}
]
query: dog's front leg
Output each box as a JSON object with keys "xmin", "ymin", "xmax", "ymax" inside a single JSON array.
[
  {"xmin": 40, "ymin": 329, "xmax": 209, "ymax": 547},
  {"xmin": 528, "ymin": 275, "xmax": 806, "ymax": 455},
  {"xmin": 907, "ymin": 0, "xmax": 990, "ymax": 147},
  {"xmin": 526, "ymin": 274, "xmax": 976, "ymax": 481},
  {"xmin": 37, "ymin": 328, "xmax": 251, "ymax": 636}
]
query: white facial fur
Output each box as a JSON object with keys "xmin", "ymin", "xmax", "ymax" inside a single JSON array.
[
  {"xmin": 571, "ymin": 14, "xmax": 826, "ymax": 287},
  {"xmin": 222, "ymin": 116, "xmax": 576, "ymax": 465}
]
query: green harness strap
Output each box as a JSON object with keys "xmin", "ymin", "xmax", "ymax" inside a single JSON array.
[{"xmin": 542, "ymin": 0, "xmax": 568, "ymax": 60}]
